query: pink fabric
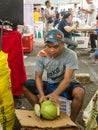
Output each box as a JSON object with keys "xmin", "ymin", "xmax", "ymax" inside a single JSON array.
[{"xmin": 2, "ymin": 29, "xmax": 27, "ymax": 96}]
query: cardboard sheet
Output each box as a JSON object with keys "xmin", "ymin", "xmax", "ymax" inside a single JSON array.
[{"xmin": 15, "ymin": 109, "xmax": 78, "ymax": 129}]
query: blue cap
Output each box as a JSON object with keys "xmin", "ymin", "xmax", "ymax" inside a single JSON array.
[{"xmin": 45, "ymin": 29, "xmax": 65, "ymax": 45}]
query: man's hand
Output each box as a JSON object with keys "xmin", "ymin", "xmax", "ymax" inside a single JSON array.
[
  {"xmin": 46, "ymin": 93, "xmax": 61, "ymax": 106},
  {"xmin": 73, "ymin": 23, "xmax": 78, "ymax": 30},
  {"xmin": 39, "ymin": 95, "xmax": 47, "ymax": 103}
]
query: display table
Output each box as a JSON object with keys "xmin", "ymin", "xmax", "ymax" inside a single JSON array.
[
  {"xmin": 72, "ymin": 24, "xmax": 96, "ymax": 48},
  {"xmin": 76, "ymin": 24, "xmax": 96, "ymax": 36}
]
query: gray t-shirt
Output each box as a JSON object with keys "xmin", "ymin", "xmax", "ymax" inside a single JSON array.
[
  {"xmin": 45, "ymin": 7, "xmax": 52, "ymax": 24},
  {"xmin": 35, "ymin": 47, "xmax": 78, "ymax": 83}
]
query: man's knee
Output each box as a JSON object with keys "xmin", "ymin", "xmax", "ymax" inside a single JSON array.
[
  {"xmin": 22, "ymin": 86, "xmax": 28, "ymax": 93},
  {"xmin": 22, "ymin": 79, "xmax": 35, "ymax": 86},
  {"xmin": 73, "ymin": 87, "xmax": 85, "ymax": 100}
]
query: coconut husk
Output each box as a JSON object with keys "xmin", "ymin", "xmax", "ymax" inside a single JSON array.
[{"xmin": 75, "ymin": 73, "xmax": 91, "ymax": 84}]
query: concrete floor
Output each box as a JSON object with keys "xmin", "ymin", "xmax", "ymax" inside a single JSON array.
[{"xmin": 14, "ymin": 38, "xmax": 98, "ymax": 129}]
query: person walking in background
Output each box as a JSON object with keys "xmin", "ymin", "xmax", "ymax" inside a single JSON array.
[
  {"xmin": 55, "ymin": 7, "xmax": 58, "ymax": 15},
  {"xmin": 58, "ymin": 13, "xmax": 78, "ymax": 50},
  {"xmin": 44, "ymin": 0, "xmax": 55, "ymax": 32},
  {"xmin": 40, "ymin": 8, "xmax": 45, "ymax": 22},
  {"xmin": 53, "ymin": 13, "xmax": 61, "ymax": 29},
  {"xmin": 72, "ymin": 3, "xmax": 78, "ymax": 18},
  {"xmin": 89, "ymin": 14, "xmax": 98, "ymax": 52},
  {"xmin": 34, "ymin": 7, "xmax": 40, "ymax": 22},
  {"xmin": 77, "ymin": 7, "xmax": 83, "ymax": 20},
  {"xmin": 81, "ymin": 0, "xmax": 97, "ymax": 26}
]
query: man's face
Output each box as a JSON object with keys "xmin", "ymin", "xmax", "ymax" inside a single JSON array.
[
  {"xmin": 66, "ymin": 15, "xmax": 72, "ymax": 23},
  {"xmin": 45, "ymin": 42, "xmax": 64, "ymax": 58},
  {"xmin": 47, "ymin": 1, "xmax": 51, "ymax": 7}
]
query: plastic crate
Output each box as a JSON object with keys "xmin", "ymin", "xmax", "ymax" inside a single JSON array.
[
  {"xmin": 74, "ymin": 36, "xmax": 89, "ymax": 48},
  {"xmin": 59, "ymin": 96, "xmax": 71, "ymax": 116},
  {"xmin": 22, "ymin": 34, "xmax": 34, "ymax": 53}
]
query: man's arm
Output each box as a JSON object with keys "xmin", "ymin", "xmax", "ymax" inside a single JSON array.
[
  {"xmin": 64, "ymin": 24, "xmax": 77, "ymax": 32},
  {"xmin": 35, "ymin": 71, "xmax": 44, "ymax": 97},
  {"xmin": 45, "ymin": 13, "xmax": 54, "ymax": 19},
  {"xmin": 45, "ymin": 9, "xmax": 54, "ymax": 19},
  {"xmin": 46, "ymin": 69, "xmax": 74, "ymax": 105},
  {"xmin": 53, "ymin": 69, "xmax": 74, "ymax": 96},
  {"xmin": 81, "ymin": 8, "xmax": 94, "ymax": 14}
]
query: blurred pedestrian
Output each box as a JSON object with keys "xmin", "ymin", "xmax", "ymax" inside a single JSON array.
[
  {"xmin": 40, "ymin": 8, "xmax": 45, "ymax": 22},
  {"xmin": 81, "ymin": 0, "xmax": 97, "ymax": 26},
  {"xmin": 53, "ymin": 13, "xmax": 60, "ymax": 28},
  {"xmin": 72, "ymin": 3, "xmax": 78, "ymax": 18},
  {"xmin": 34, "ymin": 7, "xmax": 40, "ymax": 22},
  {"xmin": 44, "ymin": 0, "xmax": 55, "ymax": 32},
  {"xmin": 58, "ymin": 13, "xmax": 78, "ymax": 50},
  {"xmin": 89, "ymin": 15, "xmax": 98, "ymax": 52}
]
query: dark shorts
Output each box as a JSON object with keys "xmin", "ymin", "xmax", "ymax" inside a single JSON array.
[{"xmin": 22, "ymin": 79, "xmax": 84, "ymax": 100}]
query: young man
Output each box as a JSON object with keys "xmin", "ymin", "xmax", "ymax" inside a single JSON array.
[
  {"xmin": 44, "ymin": 0, "xmax": 55, "ymax": 32},
  {"xmin": 22, "ymin": 29, "xmax": 85, "ymax": 123},
  {"xmin": 58, "ymin": 13, "xmax": 78, "ymax": 50}
]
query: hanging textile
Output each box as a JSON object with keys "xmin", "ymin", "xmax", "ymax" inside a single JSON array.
[{"xmin": 2, "ymin": 29, "xmax": 27, "ymax": 96}]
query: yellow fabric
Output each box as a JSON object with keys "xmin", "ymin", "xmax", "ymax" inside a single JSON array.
[
  {"xmin": 0, "ymin": 51, "xmax": 15, "ymax": 130},
  {"xmin": 34, "ymin": 11, "xmax": 40, "ymax": 22},
  {"xmin": 1, "ymin": 118, "xmax": 15, "ymax": 130}
]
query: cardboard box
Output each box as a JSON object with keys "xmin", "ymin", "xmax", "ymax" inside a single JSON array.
[
  {"xmin": 15, "ymin": 109, "xmax": 79, "ymax": 130},
  {"xmin": 74, "ymin": 37, "xmax": 89, "ymax": 48}
]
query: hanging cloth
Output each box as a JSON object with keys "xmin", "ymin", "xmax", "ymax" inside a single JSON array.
[{"xmin": 2, "ymin": 29, "xmax": 27, "ymax": 96}]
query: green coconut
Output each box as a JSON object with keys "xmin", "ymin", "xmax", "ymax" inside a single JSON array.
[{"xmin": 40, "ymin": 100, "xmax": 60, "ymax": 120}]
